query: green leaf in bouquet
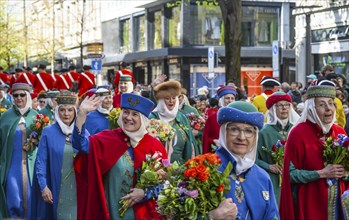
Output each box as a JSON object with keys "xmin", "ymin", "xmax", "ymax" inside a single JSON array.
[{"xmin": 222, "ymin": 162, "xmax": 233, "ymax": 178}]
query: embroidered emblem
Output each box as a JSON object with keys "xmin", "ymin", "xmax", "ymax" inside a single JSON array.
[
  {"xmin": 128, "ymin": 97, "xmax": 140, "ymax": 107},
  {"xmin": 262, "ymin": 191, "xmax": 269, "ymax": 201}
]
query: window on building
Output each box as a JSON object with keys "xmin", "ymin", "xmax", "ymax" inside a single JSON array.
[
  {"xmin": 188, "ymin": 3, "xmax": 223, "ymax": 46},
  {"xmin": 167, "ymin": 6, "xmax": 181, "ymax": 47},
  {"xmin": 153, "ymin": 11, "xmax": 162, "ymax": 49},
  {"xmin": 120, "ymin": 19, "xmax": 130, "ymax": 53},
  {"xmin": 242, "ymin": 6, "xmax": 279, "ymax": 46},
  {"xmin": 134, "ymin": 15, "xmax": 146, "ymax": 51}
]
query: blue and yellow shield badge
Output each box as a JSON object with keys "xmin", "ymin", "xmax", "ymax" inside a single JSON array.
[{"xmin": 262, "ymin": 191, "xmax": 269, "ymax": 201}]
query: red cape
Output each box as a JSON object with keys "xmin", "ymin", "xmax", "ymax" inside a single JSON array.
[
  {"xmin": 74, "ymin": 128, "xmax": 167, "ymax": 220},
  {"xmin": 202, "ymin": 111, "xmax": 220, "ymax": 153},
  {"xmin": 280, "ymin": 120, "xmax": 349, "ymax": 220}
]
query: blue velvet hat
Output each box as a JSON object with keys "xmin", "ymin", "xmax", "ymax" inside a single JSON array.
[
  {"xmin": 121, "ymin": 93, "xmax": 154, "ymax": 117},
  {"xmin": 217, "ymin": 101, "xmax": 264, "ymax": 129},
  {"xmin": 217, "ymin": 86, "xmax": 236, "ymax": 98}
]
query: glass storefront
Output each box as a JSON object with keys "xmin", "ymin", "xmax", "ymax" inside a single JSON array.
[
  {"xmin": 120, "ymin": 19, "xmax": 130, "ymax": 53},
  {"xmin": 314, "ymin": 52, "xmax": 349, "ymax": 76},
  {"xmin": 134, "ymin": 15, "xmax": 146, "ymax": 51}
]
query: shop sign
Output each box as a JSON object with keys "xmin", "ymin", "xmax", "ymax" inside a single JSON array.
[
  {"xmin": 246, "ymin": 70, "xmax": 261, "ymax": 81},
  {"xmin": 312, "ymin": 25, "xmax": 349, "ymax": 42}
]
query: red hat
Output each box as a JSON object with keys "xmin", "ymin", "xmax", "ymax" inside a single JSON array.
[
  {"xmin": 30, "ymin": 92, "xmax": 38, "ymax": 99},
  {"xmin": 266, "ymin": 92, "xmax": 292, "ymax": 109}
]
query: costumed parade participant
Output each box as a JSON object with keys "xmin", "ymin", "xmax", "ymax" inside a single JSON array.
[
  {"xmin": 85, "ymin": 88, "xmax": 113, "ymax": 135},
  {"xmin": 78, "ymin": 65, "xmax": 95, "ymax": 97},
  {"xmin": 256, "ymin": 92, "xmax": 300, "ymax": 204},
  {"xmin": 33, "ymin": 65, "xmax": 55, "ymax": 94},
  {"xmin": 0, "ymin": 83, "xmax": 38, "ymax": 219},
  {"xmin": 31, "ymin": 91, "xmax": 78, "ymax": 220},
  {"xmin": 280, "ymin": 80, "xmax": 349, "ymax": 220},
  {"xmin": 202, "ymin": 86, "xmax": 236, "ymax": 153},
  {"xmin": 113, "ymin": 74, "xmax": 134, "ymax": 108},
  {"xmin": 209, "ymin": 101, "xmax": 279, "ymax": 219},
  {"xmin": 252, "ymin": 76, "xmax": 280, "ymax": 114},
  {"xmin": 72, "ymin": 93, "xmax": 167, "ymax": 220},
  {"xmin": 149, "ymin": 80, "xmax": 199, "ymax": 163},
  {"xmin": 39, "ymin": 90, "xmax": 60, "ymax": 121}
]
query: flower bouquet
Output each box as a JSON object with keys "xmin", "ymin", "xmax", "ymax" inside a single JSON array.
[
  {"xmin": 108, "ymin": 108, "xmax": 121, "ymax": 129},
  {"xmin": 323, "ymin": 134, "xmax": 349, "ymax": 171},
  {"xmin": 262, "ymin": 140, "xmax": 286, "ymax": 186},
  {"xmin": 24, "ymin": 114, "xmax": 50, "ymax": 151},
  {"xmin": 119, "ymin": 151, "xmax": 180, "ymax": 217},
  {"xmin": 147, "ymin": 119, "xmax": 176, "ymax": 143},
  {"xmin": 185, "ymin": 112, "xmax": 206, "ymax": 131},
  {"xmin": 157, "ymin": 153, "xmax": 233, "ymax": 219}
]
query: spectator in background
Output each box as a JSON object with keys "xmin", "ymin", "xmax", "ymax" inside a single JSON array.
[
  {"xmin": 280, "ymin": 82, "xmax": 290, "ymax": 93},
  {"xmin": 0, "ymin": 85, "xmax": 12, "ymax": 109},
  {"xmin": 31, "ymin": 92, "xmax": 39, "ymax": 111},
  {"xmin": 321, "ymin": 64, "xmax": 334, "ymax": 77},
  {"xmin": 304, "ymin": 74, "xmax": 317, "ymax": 91},
  {"xmin": 288, "ymin": 82, "xmax": 302, "ymax": 104},
  {"xmin": 336, "ymin": 74, "xmax": 349, "ymax": 102},
  {"xmin": 296, "ymin": 102, "xmax": 304, "ymax": 116},
  {"xmin": 205, "ymin": 98, "xmax": 219, "ymax": 117},
  {"xmin": 37, "ymin": 92, "xmax": 47, "ymax": 111},
  {"xmin": 344, "ymin": 103, "xmax": 349, "ymax": 135}
]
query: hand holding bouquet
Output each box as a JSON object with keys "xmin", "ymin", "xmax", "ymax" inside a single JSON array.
[
  {"xmin": 323, "ymin": 134, "xmax": 349, "ymax": 171},
  {"xmin": 24, "ymin": 114, "xmax": 50, "ymax": 151},
  {"xmin": 119, "ymin": 151, "xmax": 179, "ymax": 217},
  {"xmin": 262, "ymin": 140, "xmax": 286, "ymax": 186}
]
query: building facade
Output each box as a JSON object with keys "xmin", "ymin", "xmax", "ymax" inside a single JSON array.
[
  {"xmin": 26, "ymin": 0, "xmax": 102, "ymax": 70},
  {"xmin": 294, "ymin": 0, "xmax": 349, "ymax": 85},
  {"xmin": 101, "ymin": 0, "xmax": 296, "ymax": 97}
]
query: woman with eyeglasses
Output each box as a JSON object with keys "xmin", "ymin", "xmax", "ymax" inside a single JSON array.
[
  {"xmin": 30, "ymin": 91, "xmax": 78, "ymax": 220},
  {"xmin": 280, "ymin": 80, "xmax": 349, "ymax": 220},
  {"xmin": 256, "ymin": 92, "xmax": 300, "ymax": 205},
  {"xmin": 208, "ymin": 101, "xmax": 279, "ymax": 220},
  {"xmin": 0, "ymin": 83, "xmax": 38, "ymax": 219}
]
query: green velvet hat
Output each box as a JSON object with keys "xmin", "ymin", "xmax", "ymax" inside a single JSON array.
[{"xmin": 56, "ymin": 90, "xmax": 77, "ymax": 105}]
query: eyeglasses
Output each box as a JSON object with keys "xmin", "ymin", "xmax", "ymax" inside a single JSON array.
[
  {"xmin": 39, "ymin": 100, "xmax": 46, "ymax": 104},
  {"xmin": 315, "ymin": 102, "xmax": 336, "ymax": 110},
  {"xmin": 13, "ymin": 93, "xmax": 26, "ymax": 98},
  {"xmin": 275, "ymin": 103, "xmax": 290, "ymax": 109},
  {"xmin": 226, "ymin": 125, "xmax": 256, "ymax": 138}
]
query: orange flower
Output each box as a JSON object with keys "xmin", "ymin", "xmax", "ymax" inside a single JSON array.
[
  {"xmin": 42, "ymin": 116, "xmax": 49, "ymax": 123},
  {"xmin": 194, "ymin": 123, "xmax": 201, "ymax": 130},
  {"xmin": 197, "ymin": 171, "xmax": 210, "ymax": 181},
  {"xmin": 217, "ymin": 184, "xmax": 224, "ymax": 192},
  {"xmin": 185, "ymin": 159, "xmax": 195, "ymax": 167},
  {"xmin": 194, "ymin": 155, "xmax": 206, "ymax": 164},
  {"xmin": 195, "ymin": 164, "xmax": 207, "ymax": 174},
  {"xmin": 36, "ymin": 122, "xmax": 41, "ymax": 129},
  {"xmin": 184, "ymin": 167, "xmax": 198, "ymax": 178},
  {"xmin": 206, "ymin": 153, "xmax": 221, "ymax": 165}
]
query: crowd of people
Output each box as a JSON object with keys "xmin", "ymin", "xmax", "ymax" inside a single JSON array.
[{"xmin": 0, "ymin": 62, "xmax": 348, "ymax": 220}]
